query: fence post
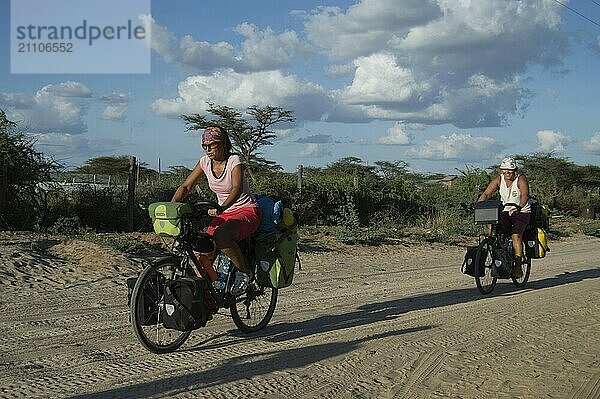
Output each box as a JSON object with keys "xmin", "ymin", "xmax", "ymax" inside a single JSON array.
[
  {"xmin": 297, "ymin": 164, "xmax": 303, "ymax": 196},
  {"xmin": 0, "ymin": 154, "xmax": 7, "ymax": 226},
  {"xmin": 127, "ymin": 156, "xmax": 137, "ymax": 232},
  {"xmin": 158, "ymin": 157, "xmax": 161, "ymax": 184}
]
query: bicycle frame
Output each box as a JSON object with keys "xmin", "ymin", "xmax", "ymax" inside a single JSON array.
[
  {"xmin": 168, "ymin": 213, "xmax": 260, "ymax": 310},
  {"xmin": 472, "ymin": 211, "xmax": 531, "ymax": 294},
  {"xmin": 130, "ymin": 200, "xmax": 280, "ymax": 353}
]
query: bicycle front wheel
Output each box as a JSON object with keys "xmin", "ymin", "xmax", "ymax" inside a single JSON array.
[
  {"xmin": 475, "ymin": 238, "xmax": 497, "ymax": 295},
  {"xmin": 230, "ymin": 282, "xmax": 278, "ymax": 333},
  {"xmin": 130, "ymin": 258, "xmax": 191, "ymax": 353}
]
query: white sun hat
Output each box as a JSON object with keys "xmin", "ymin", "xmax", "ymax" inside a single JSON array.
[{"xmin": 499, "ymin": 157, "xmax": 517, "ymax": 170}]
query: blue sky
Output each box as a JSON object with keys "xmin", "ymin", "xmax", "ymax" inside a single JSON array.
[{"xmin": 1, "ymin": 0, "xmax": 599, "ymax": 174}]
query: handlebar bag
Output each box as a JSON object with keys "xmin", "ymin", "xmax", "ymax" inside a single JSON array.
[
  {"xmin": 461, "ymin": 246, "xmax": 486, "ymax": 277},
  {"xmin": 474, "ymin": 200, "xmax": 502, "ymax": 224},
  {"xmin": 161, "ymin": 277, "xmax": 209, "ymax": 331},
  {"xmin": 148, "ymin": 202, "xmax": 192, "ymax": 237},
  {"xmin": 255, "ymin": 231, "xmax": 299, "ymax": 288}
]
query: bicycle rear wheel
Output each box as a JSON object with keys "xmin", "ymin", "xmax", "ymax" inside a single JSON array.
[
  {"xmin": 130, "ymin": 258, "xmax": 191, "ymax": 353},
  {"xmin": 475, "ymin": 238, "xmax": 497, "ymax": 294},
  {"xmin": 230, "ymin": 281, "xmax": 278, "ymax": 333},
  {"xmin": 512, "ymin": 255, "xmax": 531, "ymax": 287}
]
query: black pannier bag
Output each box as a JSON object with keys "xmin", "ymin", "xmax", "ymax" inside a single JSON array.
[
  {"xmin": 127, "ymin": 273, "xmax": 165, "ymax": 326},
  {"xmin": 491, "ymin": 247, "xmax": 512, "ymax": 278},
  {"xmin": 462, "ymin": 246, "xmax": 486, "ymax": 277},
  {"xmin": 161, "ymin": 277, "xmax": 210, "ymax": 331},
  {"xmin": 529, "ymin": 199, "xmax": 550, "ymax": 231}
]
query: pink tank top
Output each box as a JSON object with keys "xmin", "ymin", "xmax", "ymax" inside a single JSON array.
[{"xmin": 199, "ymin": 154, "xmax": 256, "ymax": 213}]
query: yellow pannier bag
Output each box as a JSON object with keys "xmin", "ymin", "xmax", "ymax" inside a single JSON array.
[
  {"xmin": 277, "ymin": 207, "xmax": 298, "ymax": 233},
  {"xmin": 148, "ymin": 202, "xmax": 191, "ymax": 237},
  {"xmin": 525, "ymin": 227, "xmax": 550, "ymax": 259}
]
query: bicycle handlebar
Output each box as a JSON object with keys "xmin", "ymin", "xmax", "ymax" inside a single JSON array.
[
  {"xmin": 472, "ymin": 201, "xmax": 521, "ymax": 211},
  {"xmin": 191, "ymin": 200, "xmax": 220, "ymax": 218},
  {"xmin": 503, "ymin": 202, "xmax": 522, "ymax": 211}
]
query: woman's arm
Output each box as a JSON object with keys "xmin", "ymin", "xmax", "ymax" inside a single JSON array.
[
  {"xmin": 478, "ymin": 175, "xmax": 500, "ymax": 201},
  {"xmin": 171, "ymin": 160, "xmax": 204, "ymax": 202}
]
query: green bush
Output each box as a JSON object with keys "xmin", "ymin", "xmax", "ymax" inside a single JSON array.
[{"xmin": 578, "ymin": 220, "xmax": 600, "ymax": 238}]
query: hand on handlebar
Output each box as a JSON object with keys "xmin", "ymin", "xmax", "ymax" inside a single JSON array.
[
  {"xmin": 207, "ymin": 204, "xmax": 223, "ymax": 217},
  {"xmin": 504, "ymin": 202, "xmax": 522, "ymax": 216},
  {"xmin": 191, "ymin": 200, "xmax": 220, "ymax": 219}
]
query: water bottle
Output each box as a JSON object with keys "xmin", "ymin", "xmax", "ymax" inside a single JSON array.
[
  {"xmin": 196, "ymin": 253, "xmax": 217, "ymax": 282},
  {"xmin": 212, "ymin": 254, "xmax": 231, "ymax": 291}
]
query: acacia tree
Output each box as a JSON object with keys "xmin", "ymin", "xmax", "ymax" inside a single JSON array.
[
  {"xmin": 73, "ymin": 155, "xmax": 155, "ymax": 184},
  {"xmin": 374, "ymin": 160, "xmax": 410, "ymax": 180},
  {"xmin": 0, "ymin": 110, "xmax": 59, "ymax": 229},
  {"xmin": 181, "ymin": 103, "xmax": 294, "ymax": 177},
  {"xmin": 324, "ymin": 157, "xmax": 376, "ymax": 177}
]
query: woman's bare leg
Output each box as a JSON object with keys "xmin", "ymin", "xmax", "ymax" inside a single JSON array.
[{"xmin": 212, "ymin": 221, "xmax": 251, "ymax": 274}]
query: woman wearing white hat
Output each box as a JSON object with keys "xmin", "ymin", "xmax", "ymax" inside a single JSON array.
[{"xmin": 477, "ymin": 157, "xmax": 531, "ymax": 278}]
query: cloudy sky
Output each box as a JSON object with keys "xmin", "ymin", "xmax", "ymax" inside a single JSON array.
[{"xmin": 1, "ymin": 0, "xmax": 599, "ymax": 173}]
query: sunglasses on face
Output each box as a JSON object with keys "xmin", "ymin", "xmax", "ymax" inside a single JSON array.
[{"xmin": 202, "ymin": 142, "xmax": 220, "ymax": 151}]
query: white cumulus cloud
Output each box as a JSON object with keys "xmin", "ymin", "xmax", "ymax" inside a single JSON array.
[
  {"xmin": 378, "ymin": 122, "xmax": 413, "ymax": 145},
  {"xmin": 140, "ymin": 15, "xmax": 234, "ymax": 72},
  {"xmin": 299, "ymin": 143, "xmax": 332, "ymax": 157},
  {"xmin": 100, "ymin": 93, "xmax": 130, "ymax": 121},
  {"xmin": 140, "ymin": 16, "xmax": 310, "ymax": 73},
  {"xmin": 234, "ymin": 23, "xmax": 311, "ymax": 72},
  {"xmin": 583, "ymin": 132, "xmax": 600, "ymax": 155},
  {"xmin": 152, "ymin": 69, "xmax": 332, "ymax": 121},
  {"xmin": 536, "ymin": 130, "xmax": 575, "ymax": 153},
  {"xmin": 305, "ymin": 0, "xmax": 566, "ymax": 128},
  {"xmin": 0, "ymin": 82, "xmax": 92, "ymax": 134},
  {"xmin": 305, "ymin": 0, "xmax": 441, "ymax": 59},
  {"xmin": 406, "ymin": 132, "xmax": 497, "ymax": 160},
  {"xmin": 33, "ymin": 133, "xmax": 123, "ymax": 160},
  {"xmin": 339, "ymin": 53, "xmax": 430, "ymax": 106}
]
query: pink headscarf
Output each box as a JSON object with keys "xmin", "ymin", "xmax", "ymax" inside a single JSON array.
[{"xmin": 202, "ymin": 127, "xmax": 223, "ymax": 144}]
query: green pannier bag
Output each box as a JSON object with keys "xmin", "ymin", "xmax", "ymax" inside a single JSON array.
[
  {"xmin": 255, "ymin": 230, "xmax": 298, "ymax": 289},
  {"xmin": 148, "ymin": 202, "xmax": 191, "ymax": 237}
]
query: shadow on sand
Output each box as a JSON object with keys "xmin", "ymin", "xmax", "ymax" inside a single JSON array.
[{"xmin": 70, "ymin": 267, "xmax": 599, "ymax": 399}]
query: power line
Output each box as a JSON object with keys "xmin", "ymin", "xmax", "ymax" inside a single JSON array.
[
  {"xmin": 551, "ymin": 0, "xmax": 600, "ymax": 29},
  {"xmin": 588, "ymin": 0, "xmax": 600, "ymax": 8}
]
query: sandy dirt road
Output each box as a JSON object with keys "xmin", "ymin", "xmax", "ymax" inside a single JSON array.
[{"xmin": 0, "ymin": 232, "xmax": 598, "ymax": 398}]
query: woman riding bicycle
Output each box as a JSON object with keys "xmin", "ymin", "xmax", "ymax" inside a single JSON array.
[
  {"xmin": 477, "ymin": 157, "xmax": 531, "ymax": 278},
  {"xmin": 171, "ymin": 126, "xmax": 261, "ymax": 295}
]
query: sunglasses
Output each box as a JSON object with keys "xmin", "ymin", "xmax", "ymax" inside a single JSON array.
[{"xmin": 202, "ymin": 142, "xmax": 220, "ymax": 151}]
